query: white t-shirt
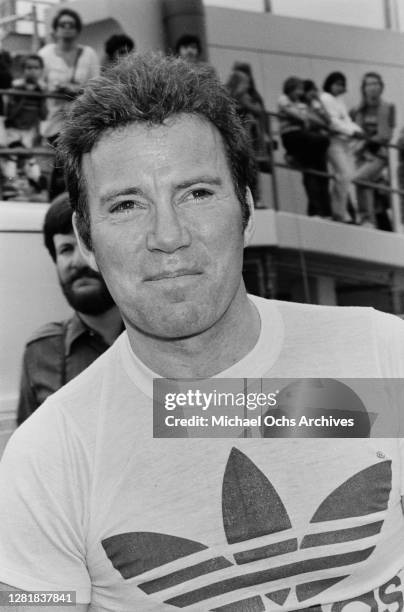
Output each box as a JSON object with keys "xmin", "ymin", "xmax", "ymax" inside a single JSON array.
[
  {"xmin": 320, "ymin": 92, "xmax": 362, "ymax": 139},
  {"xmin": 1, "ymin": 296, "xmax": 404, "ymax": 611},
  {"xmin": 38, "ymin": 43, "xmax": 100, "ymax": 137}
]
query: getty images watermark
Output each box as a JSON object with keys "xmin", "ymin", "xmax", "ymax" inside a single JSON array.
[{"xmin": 152, "ymin": 378, "xmax": 404, "ymax": 438}]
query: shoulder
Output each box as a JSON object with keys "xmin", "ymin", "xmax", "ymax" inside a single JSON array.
[
  {"xmin": 380, "ymin": 100, "xmax": 395, "ymax": 110},
  {"xmin": 38, "ymin": 43, "xmax": 55, "ymax": 57},
  {"xmin": 39, "ymin": 334, "xmax": 126, "ymax": 417},
  {"xmin": 350, "ymin": 103, "xmax": 360, "ymax": 116},
  {"xmin": 274, "ymin": 299, "xmax": 404, "ymax": 374},
  {"xmin": 320, "ymin": 92, "xmax": 333, "ymax": 104},
  {"xmin": 25, "ymin": 320, "xmax": 66, "ymax": 346},
  {"xmin": 6, "ymin": 344, "xmax": 121, "ymax": 460},
  {"xmin": 256, "ymin": 295, "xmax": 385, "ymax": 333},
  {"xmin": 80, "ymin": 45, "xmax": 98, "ymax": 59}
]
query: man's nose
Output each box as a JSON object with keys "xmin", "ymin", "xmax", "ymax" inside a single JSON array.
[
  {"xmin": 70, "ymin": 244, "xmax": 87, "ymax": 267},
  {"xmin": 146, "ymin": 203, "xmax": 191, "ymax": 253}
]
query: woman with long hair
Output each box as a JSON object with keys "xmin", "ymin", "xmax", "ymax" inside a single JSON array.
[{"xmin": 351, "ymin": 72, "xmax": 395, "ymax": 227}]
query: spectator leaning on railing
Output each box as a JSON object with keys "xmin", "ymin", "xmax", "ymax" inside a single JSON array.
[
  {"xmin": 103, "ymin": 33, "xmax": 135, "ymax": 68},
  {"xmin": 38, "ymin": 7, "xmax": 100, "ymax": 199},
  {"xmin": 226, "ymin": 62, "xmax": 270, "ymax": 163},
  {"xmin": 278, "ymin": 76, "xmax": 331, "ymax": 218},
  {"xmin": 350, "ymin": 72, "xmax": 395, "ymax": 228},
  {"xmin": 320, "ymin": 72, "xmax": 363, "ymax": 223},
  {"xmin": 5, "ymin": 54, "xmax": 47, "ymax": 148},
  {"xmin": 0, "ymin": 142, "xmax": 47, "ymax": 202}
]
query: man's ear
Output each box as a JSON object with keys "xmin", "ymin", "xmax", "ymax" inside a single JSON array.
[
  {"xmin": 243, "ymin": 187, "xmax": 255, "ymax": 247},
  {"xmin": 72, "ymin": 212, "xmax": 99, "ymax": 272}
]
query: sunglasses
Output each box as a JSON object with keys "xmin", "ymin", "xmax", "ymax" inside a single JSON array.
[{"xmin": 57, "ymin": 21, "xmax": 77, "ymax": 29}]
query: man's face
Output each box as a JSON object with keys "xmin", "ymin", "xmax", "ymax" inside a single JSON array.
[
  {"xmin": 363, "ymin": 77, "xmax": 382, "ymax": 101},
  {"xmin": 80, "ymin": 114, "xmax": 251, "ymax": 339},
  {"xmin": 330, "ymin": 80, "xmax": 346, "ymax": 96},
  {"xmin": 178, "ymin": 43, "xmax": 199, "ymax": 63},
  {"xmin": 112, "ymin": 46, "xmax": 131, "ymax": 62},
  {"xmin": 24, "ymin": 60, "xmax": 42, "ymax": 84},
  {"xmin": 54, "ymin": 15, "xmax": 79, "ymax": 41},
  {"xmin": 53, "ymin": 232, "xmax": 115, "ymax": 315}
]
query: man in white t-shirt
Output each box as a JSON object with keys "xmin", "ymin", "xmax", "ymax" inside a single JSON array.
[{"xmin": 1, "ymin": 52, "xmax": 404, "ymax": 612}]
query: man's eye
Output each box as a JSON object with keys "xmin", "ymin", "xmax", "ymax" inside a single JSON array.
[
  {"xmin": 58, "ymin": 246, "xmax": 73, "ymax": 255},
  {"xmin": 111, "ymin": 200, "xmax": 139, "ymax": 213},
  {"xmin": 189, "ymin": 189, "xmax": 213, "ymax": 201}
]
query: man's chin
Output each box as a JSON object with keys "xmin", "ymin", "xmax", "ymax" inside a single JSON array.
[
  {"xmin": 134, "ymin": 302, "xmax": 217, "ymax": 341},
  {"xmin": 62, "ymin": 285, "xmax": 115, "ymax": 315}
]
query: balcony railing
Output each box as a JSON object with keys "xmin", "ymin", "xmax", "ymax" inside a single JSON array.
[
  {"xmin": 0, "ymin": 88, "xmax": 403, "ymax": 233},
  {"xmin": 264, "ymin": 110, "xmax": 404, "ymax": 232}
]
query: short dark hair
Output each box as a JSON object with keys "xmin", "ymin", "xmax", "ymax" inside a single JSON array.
[
  {"xmin": 303, "ymin": 79, "xmax": 317, "ymax": 93},
  {"xmin": 283, "ymin": 76, "xmax": 302, "ymax": 96},
  {"xmin": 43, "ymin": 193, "xmax": 74, "ymax": 261},
  {"xmin": 23, "ymin": 54, "xmax": 44, "ymax": 69},
  {"xmin": 105, "ymin": 34, "xmax": 135, "ymax": 60},
  {"xmin": 52, "ymin": 8, "xmax": 82, "ymax": 33},
  {"xmin": 58, "ymin": 52, "xmax": 255, "ymax": 250},
  {"xmin": 323, "ymin": 71, "xmax": 346, "ymax": 93},
  {"xmin": 175, "ymin": 34, "xmax": 201, "ymax": 55}
]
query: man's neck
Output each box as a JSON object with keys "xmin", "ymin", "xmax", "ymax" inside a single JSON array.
[
  {"xmin": 58, "ymin": 40, "xmax": 76, "ymax": 53},
  {"xmin": 78, "ymin": 306, "xmax": 122, "ymax": 346},
  {"xmin": 126, "ymin": 287, "xmax": 261, "ymax": 378},
  {"xmin": 365, "ymin": 97, "xmax": 380, "ymax": 108}
]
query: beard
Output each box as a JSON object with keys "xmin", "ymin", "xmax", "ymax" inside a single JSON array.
[{"xmin": 59, "ymin": 266, "xmax": 116, "ymax": 315}]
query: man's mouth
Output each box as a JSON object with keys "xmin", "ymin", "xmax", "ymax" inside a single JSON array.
[
  {"xmin": 71, "ymin": 276, "xmax": 100, "ymax": 288},
  {"xmin": 145, "ymin": 269, "xmax": 202, "ymax": 281}
]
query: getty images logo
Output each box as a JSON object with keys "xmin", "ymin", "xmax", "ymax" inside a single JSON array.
[{"xmin": 101, "ymin": 448, "xmax": 392, "ymax": 610}]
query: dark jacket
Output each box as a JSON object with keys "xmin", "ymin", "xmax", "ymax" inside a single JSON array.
[{"xmin": 17, "ymin": 313, "xmax": 110, "ymax": 425}]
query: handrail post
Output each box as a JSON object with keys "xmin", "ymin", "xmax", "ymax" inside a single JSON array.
[
  {"xmin": 388, "ymin": 145, "xmax": 402, "ymax": 232},
  {"xmin": 267, "ymin": 112, "xmax": 280, "ymax": 211},
  {"xmin": 31, "ymin": 4, "xmax": 40, "ymax": 53}
]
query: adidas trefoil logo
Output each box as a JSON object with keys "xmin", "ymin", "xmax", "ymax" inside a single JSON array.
[{"xmin": 102, "ymin": 448, "xmax": 391, "ymax": 610}]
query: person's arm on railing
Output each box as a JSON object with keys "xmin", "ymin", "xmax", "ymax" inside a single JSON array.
[
  {"xmin": 320, "ymin": 91, "xmax": 362, "ymax": 137},
  {"xmin": 278, "ymin": 94, "xmax": 309, "ymax": 128}
]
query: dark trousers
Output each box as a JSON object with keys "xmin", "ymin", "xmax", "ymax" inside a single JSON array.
[{"xmin": 282, "ymin": 130, "xmax": 331, "ymax": 217}]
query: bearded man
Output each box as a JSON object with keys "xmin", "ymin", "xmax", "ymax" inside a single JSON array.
[{"xmin": 17, "ymin": 192, "xmax": 122, "ymax": 425}]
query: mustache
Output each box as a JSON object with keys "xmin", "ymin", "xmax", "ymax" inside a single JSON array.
[{"xmin": 67, "ymin": 267, "xmax": 102, "ymax": 283}]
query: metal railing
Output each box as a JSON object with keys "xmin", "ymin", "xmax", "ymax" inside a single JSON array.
[
  {"xmin": 261, "ymin": 110, "xmax": 404, "ymax": 231},
  {"xmin": 0, "ymin": 90, "xmax": 403, "ymax": 231}
]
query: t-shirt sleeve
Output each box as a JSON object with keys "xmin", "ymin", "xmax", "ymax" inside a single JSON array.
[
  {"xmin": 0, "ymin": 400, "xmax": 91, "ymax": 603},
  {"xmin": 372, "ymin": 309, "xmax": 404, "ymax": 378},
  {"xmin": 372, "ymin": 310, "xmax": 404, "ymax": 495}
]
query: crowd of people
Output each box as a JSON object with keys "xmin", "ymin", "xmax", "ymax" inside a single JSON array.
[
  {"xmin": 0, "ymin": 8, "xmax": 136, "ymax": 203},
  {"xmin": 278, "ymin": 70, "xmax": 397, "ymax": 229},
  {"xmin": 0, "ymin": 6, "xmax": 402, "ymax": 231}
]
